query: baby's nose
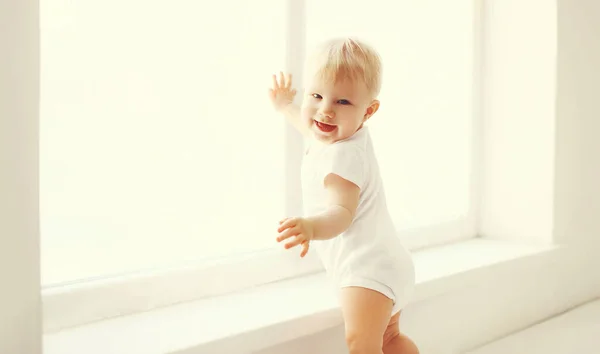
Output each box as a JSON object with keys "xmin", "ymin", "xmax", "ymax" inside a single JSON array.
[{"xmin": 319, "ymin": 109, "xmax": 335, "ymax": 120}]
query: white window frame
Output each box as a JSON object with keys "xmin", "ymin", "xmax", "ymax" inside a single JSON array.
[{"xmin": 41, "ymin": 0, "xmax": 482, "ymax": 332}]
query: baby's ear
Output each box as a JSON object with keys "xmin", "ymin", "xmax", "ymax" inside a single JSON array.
[{"xmin": 364, "ymin": 100, "xmax": 380, "ymax": 121}]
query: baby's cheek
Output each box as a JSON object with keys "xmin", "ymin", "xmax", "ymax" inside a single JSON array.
[{"xmin": 300, "ymin": 107, "xmax": 313, "ymax": 120}]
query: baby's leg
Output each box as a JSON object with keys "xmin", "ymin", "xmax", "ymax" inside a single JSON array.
[
  {"xmin": 382, "ymin": 311, "xmax": 419, "ymax": 354},
  {"xmin": 340, "ymin": 286, "xmax": 393, "ymax": 354}
]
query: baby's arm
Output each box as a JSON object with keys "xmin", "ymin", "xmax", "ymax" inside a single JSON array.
[
  {"xmin": 276, "ymin": 173, "xmax": 358, "ymax": 254},
  {"xmin": 307, "ymin": 173, "xmax": 359, "ymax": 240},
  {"xmin": 268, "ymin": 72, "xmax": 310, "ymax": 136}
]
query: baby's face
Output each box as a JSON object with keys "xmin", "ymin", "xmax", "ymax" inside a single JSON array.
[{"xmin": 301, "ymin": 76, "xmax": 376, "ymax": 144}]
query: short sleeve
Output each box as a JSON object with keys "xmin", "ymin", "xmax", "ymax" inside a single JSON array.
[{"xmin": 319, "ymin": 145, "xmax": 366, "ymax": 189}]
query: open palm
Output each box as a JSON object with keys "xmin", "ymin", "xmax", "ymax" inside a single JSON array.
[{"xmin": 268, "ymin": 71, "xmax": 297, "ymax": 112}]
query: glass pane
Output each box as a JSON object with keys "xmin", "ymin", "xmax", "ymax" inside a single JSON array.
[{"xmin": 40, "ymin": 0, "xmax": 286, "ymax": 284}]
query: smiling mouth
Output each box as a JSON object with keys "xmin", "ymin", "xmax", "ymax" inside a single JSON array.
[{"xmin": 314, "ymin": 120, "xmax": 337, "ymax": 133}]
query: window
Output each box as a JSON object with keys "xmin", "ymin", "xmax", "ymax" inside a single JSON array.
[
  {"xmin": 41, "ymin": 1, "xmax": 289, "ymax": 286},
  {"xmin": 40, "ymin": 0, "xmax": 478, "ymax": 325}
]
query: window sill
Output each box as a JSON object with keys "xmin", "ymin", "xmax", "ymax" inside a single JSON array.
[{"xmin": 43, "ymin": 238, "xmax": 558, "ymax": 354}]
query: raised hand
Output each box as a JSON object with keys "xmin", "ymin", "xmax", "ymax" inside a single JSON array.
[{"xmin": 268, "ymin": 71, "xmax": 297, "ymax": 112}]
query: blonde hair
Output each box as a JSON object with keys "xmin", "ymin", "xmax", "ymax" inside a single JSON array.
[{"xmin": 304, "ymin": 37, "xmax": 382, "ymax": 98}]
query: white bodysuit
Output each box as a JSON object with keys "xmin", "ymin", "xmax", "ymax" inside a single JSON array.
[{"xmin": 302, "ymin": 126, "xmax": 415, "ymax": 315}]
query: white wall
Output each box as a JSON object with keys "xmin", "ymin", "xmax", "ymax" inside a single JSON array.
[
  {"xmin": 0, "ymin": 1, "xmax": 42, "ymax": 353},
  {"xmin": 259, "ymin": 1, "xmax": 600, "ymax": 353},
  {"xmin": 480, "ymin": 0, "xmax": 557, "ymax": 244},
  {"xmin": 554, "ymin": 0, "xmax": 600, "ymax": 246}
]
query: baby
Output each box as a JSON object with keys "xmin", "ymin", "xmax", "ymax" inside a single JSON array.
[{"xmin": 269, "ymin": 38, "xmax": 419, "ymax": 354}]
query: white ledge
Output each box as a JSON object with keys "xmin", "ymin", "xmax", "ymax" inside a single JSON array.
[{"xmin": 44, "ymin": 238, "xmax": 558, "ymax": 354}]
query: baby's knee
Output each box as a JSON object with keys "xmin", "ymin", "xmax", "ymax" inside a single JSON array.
[
  {"xmin": 382, "ymin": 323, "xmax": 400, "ymax": 346},
  {"xmin": 382, "ymin": 333, "xmax": 420, "ymax": 354},
  {"xmin": 345, "ymin": 331, "xmax": 383, "ymax": 354}
]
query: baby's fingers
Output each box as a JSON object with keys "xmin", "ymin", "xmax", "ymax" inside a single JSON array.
[
  {"xmin": 284, "ymin": 236, "xmax": 304, "ymax": 250},
  {"xmin": 278, "ymin": 71, "xmax": 286, "ymax": 89},
  {"xmin": 285, "ymin": 73, "xmax": 293, "ymax": 89},
  {"xmin": 272, "ymin": 74, "xmax": 279, "ymax": 90},
  {"xmin": 277, "ymin": 226, "xmax": 299, "ymax": 242},
  {"xmin": 277, "ymin": 217, "xmax": 298, "ymax": 233},
  {"xmin": 300, "ymin": 241, "xmax": 310, "ymax": 257}
]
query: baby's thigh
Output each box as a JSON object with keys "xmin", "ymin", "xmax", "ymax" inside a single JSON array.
[{"xmin": 340, "ymin": 286, "xmax": 394, "ymax": 351}]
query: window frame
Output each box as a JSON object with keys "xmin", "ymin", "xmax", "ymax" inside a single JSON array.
[{"xmin": 41, "ymin": 0, "xmax": 482, "ymax": 332}]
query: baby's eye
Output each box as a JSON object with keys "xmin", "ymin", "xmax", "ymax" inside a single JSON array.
[
  {"xmin": 312, "ymin": 93, "xmax": 322, "ymax": 99},
  {"xmin": 338, "ymin": 99, "xmax": 351, "ymax": 105}
]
